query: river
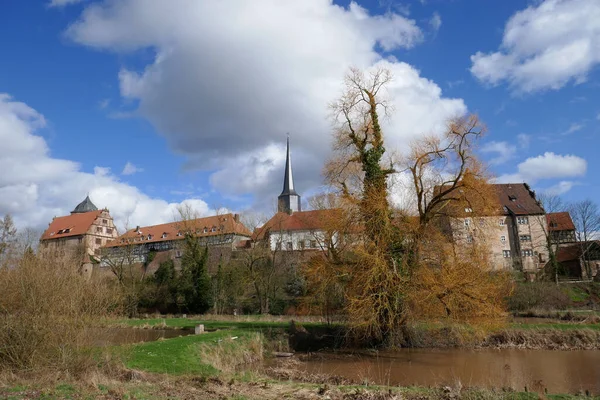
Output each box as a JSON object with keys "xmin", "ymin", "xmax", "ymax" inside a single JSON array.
[{"xmin": 282, "ymin": 348, "xmax": 600, "ymax": 394}]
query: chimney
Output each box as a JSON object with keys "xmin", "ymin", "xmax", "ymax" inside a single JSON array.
[
  {"xmin": 135, "ymin": 226, "xmax": 140, "ymax": 233},
  {"xmin": 233, "ymin": 213, "xmax": 240, "ymax": 223}
]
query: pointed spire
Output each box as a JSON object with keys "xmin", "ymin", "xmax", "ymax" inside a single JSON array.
[
  {"xmin": 278, "ymin": 135, "xmax": 301, "ymax": 214},
  {"xmin": 280, "ymin": 135, "xmax": 297, "ymax": 196}
]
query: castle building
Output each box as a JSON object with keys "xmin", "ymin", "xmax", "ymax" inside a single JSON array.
[
  {"xmin": 102, "ymin": 213, "xmax": 252, "ymax": 275},
  {"xmin": 40, "ymin": 196, "xmax": 119, "ymax": 275}
]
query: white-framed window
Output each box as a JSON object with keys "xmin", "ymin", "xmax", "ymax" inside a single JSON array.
[
  {"xmin": 465, "ymin": 207, "xmax": 473, "ymax": 213},
  {"xmin": 521, "ymin": 249, "xmax": 533, "ymax": 257},
  {"xmin": 519, "ymin": 235, "xmax": 531, "ymax": 242},
  {"xmin": 500, "ymin": 235, "xmax": 506, "ymax": 243},
  {"xmin": 286, "ymin": 241, "xmax": 293, "ymax": 250},
  {"xmin": 161, "ymin": 233, "xmax": 168, "ymax": 239},
  {"xmin": 299, "ymin": 240, "xmax": 305, "ymax": 249},
  {"xmin": 211, "ymin": 227, "xmax": 217, "ymax": 232},
  {"xmin": 203, "ymin": 228, "xmax": 208, "ymax": 233},
  {"xmin": 499, "ymin": 218, "xmax": 505, "ymax": 226},
  {"xmin": 175, "ymin": 250, "xmax": 182, "ymax": 258},
  {"xmin": 503, "ymin": 250, "xmax": 511, "ymax": 258},
  {"xmin": 517, "ymin": 216, "xmax": 529, "ymax": 225},
  {"xmin": 466, "ymin": 235, "xmax": 473, "ymax": 243},
  {"xmin": 147, "ymin": 234, "xmax": 153, "ymax": 240},
  {"xmin": 464, "ymin": 218, "xmax": 471, "ymax": 227}
]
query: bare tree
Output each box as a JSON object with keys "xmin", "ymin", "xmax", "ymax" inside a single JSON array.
[
  {"xmin": 571, "ymin": 199, "xmax": 600, "ymax": 277},
  {"xmin": 0, "ymin": 214, "xmax": 17, "ymax": 267},
  {"xmin": 536, "ymin": 193, "xmax": 565, "ymax": 283}
]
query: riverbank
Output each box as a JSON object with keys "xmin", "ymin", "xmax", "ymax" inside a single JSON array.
[{"xmin": 1, "ymin": 373, "xmax": 597, "ymax": 399}]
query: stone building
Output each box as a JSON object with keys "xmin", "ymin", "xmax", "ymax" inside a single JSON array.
[
  {"xmin": 40, "ymin": 196, "xmax": 119, "ymax": 276},
  {"xmin": 102, "ymin": 213, "xmax": 252, "ymax": 275},
  {"xmin": 444, "ymin": 183, "xmax": 549, "ymax": 273}
]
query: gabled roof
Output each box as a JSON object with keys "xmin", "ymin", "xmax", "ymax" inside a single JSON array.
[
  {"xmin": 72, "ymin": 196, "xmax": 98, "ymax": 214},
  {"xmin": 556, "ymin": 241, "xmax": 600, "ymax": 263},
  {"xmin": 494, "ymin": 183, "xmax": 544, "ymax": 216},
  {"xmin": 41, "ymin": 210, "xmax": 103, "ymax": 241},
  {"xmin": 547, "ymin": 212, "xmax": 575, "ymax": 232},
  {"xmin": 253, "ymin": 209, "xmax": 342, "ymax": 240},
  {"xmin": 106, "ymin": 213, "xmax": 251, "ymax": 248}
]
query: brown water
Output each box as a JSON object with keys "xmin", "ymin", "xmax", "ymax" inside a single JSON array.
[
  {"xmin": 286, "ymin": 349, "xmax": 600, "ymax": 394},
  {"xmin": 91, "ymin": 328, "xmax": 193, "ymax": 346}
]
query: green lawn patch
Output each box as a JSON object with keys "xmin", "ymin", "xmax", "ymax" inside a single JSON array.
[
  {"xmin": 124, "ymin": 329, "xmax": 253, "ymax": 375},
  {"xmin": 509, "ymin": 322, "xmax": 600, "ymax": 330}
]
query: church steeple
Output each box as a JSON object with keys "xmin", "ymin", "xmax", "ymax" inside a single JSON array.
[{"xmin": 278, "ymin": 136, "xmax": 301, "ymax": 214}]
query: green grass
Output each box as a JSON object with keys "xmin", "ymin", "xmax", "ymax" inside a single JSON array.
[
  {"xmin": 564, "ymin": 286, "xmax": 591, "ymax": 303},
  {"xmin": 123, "ymin": 329, "xmax": 255, "ymax": 375}
]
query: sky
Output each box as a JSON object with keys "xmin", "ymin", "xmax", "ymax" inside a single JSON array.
[{"xmin": 0, "ymin": 0, "xmax": 598, "ymax": 232}]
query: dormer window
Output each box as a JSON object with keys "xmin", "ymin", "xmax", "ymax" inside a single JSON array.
[
  {"xmin": 550, "ymin": 222, "xmax": 558, "ymax": 228},
  {"xmin": 203, "ymin": 227, "xmax": 208, "ymax": 233},
  {"xmin": 161, "ymin": 232, "xmax": 168, "ymax": 239},
  {"xmin": 177, "ymin": 231, "xmax": 182, "ymax": 237},
  {"xmin": 509, "ymin": 195, "xmax": 517, "ymax": 201},
  {"xmin": 465, "ymin": 207, "xmax": 473, "ymax": 213},
  {"xmin": 147, "ymin": 234, "xmax": 153, "ymax": 240},
  {"xmin": 211, "ymin": 226, "xmax": 217, "ymax": 232}
]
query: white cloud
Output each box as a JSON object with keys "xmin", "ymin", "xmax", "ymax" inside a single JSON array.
[
  {"xmin": 542, "ymin": 181, "xmax": 579, "ymax": 196},
  {"xmin": 122, "ymin": 161, "xmax": 143, "ymax": 175},
  {"xmin": 98, "ymin": 98, "xmax": 110, "ymax": 109},
  {"xmin": 0, "ymin": 94, "xmax": 209, "ymax": 231},
  {"xmin": 64, "ymin": 0, "xmax": 466, "ymax": 208},
  {"xmin": 480, "ymin": 141, "xmax": 516, "ymax": 165},
  {"xmin": 497, "ymin": 152, "xmax": 587, "ymax": 184},
  {"xmin": 470, "ymin": 0, "xmax": 600, "ymax": 93},
  {"xmin": 561, "ymin": 122, "xmax": 584, "ymax": 135},
  {"xmin": 517, "ymin": 133, "xmax": 530, "ymax": 148},
  {"xmin": 48, "ymin": 0, "xmax": 82, "ymax": 7},
  {"xmin": 429, "ymin": 12, "xmax": 442, "ymax": 35}
]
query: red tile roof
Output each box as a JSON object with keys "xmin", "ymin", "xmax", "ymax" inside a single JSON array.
[
  {"xmin": 41, "ymin": 210, "xmax": 103, "ymax": 241},
  {"xmin": 106, "ymin": 213, "xmax": 251, "ymax": 247},
  {"xmin": 253, "ymin": 209, "xmax": 343, "ymax": 240},
  {"xmin": 547, "ymin": 212, "xmax": 575, "ymax": 232}
]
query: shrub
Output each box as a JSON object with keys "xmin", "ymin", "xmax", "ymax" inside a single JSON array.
[
  {"xmin": 507, "ymin": 282, "xmax": 571, "ymax": 312},
  {"xmin": 0, "ymin": 250, "xmax": 122, "ymax": 373}
]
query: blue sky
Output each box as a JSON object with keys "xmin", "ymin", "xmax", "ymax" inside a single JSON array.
[{"xmin": 0, "ymin": 0, "xmax": 598, "ymax": 230}]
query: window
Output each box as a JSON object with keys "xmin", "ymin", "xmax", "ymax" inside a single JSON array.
[
  {"xmin": 211, "ymin": 226, "xmax": 217, "ymax": 232},
  {"xmin": 299, "ymin": 240, "xmax": 305, "ymax": 249},
  {"xmin": 500, "ymin": 235, "xmax": 506, "ymax": 243},
  {"xmin": 519, "ymin": 235, "xmax": 531, "ymax": 242},
  {"xmin": 147, "ymin": 234, "xmax": 153, "ymax": 240},
  {"xmin": 464, "ymin": 218, "xmax": 471, "ymax": 227},
  {"xmin": 96, "ymin": 227, "xmax": 103, "ymax": 233},
  {"xmin": 102, "ymin": 219, "xmax": 108, "ymax": 225},
  {"xmin": 550, "ymin": 222, "xmax": 558, "ymax": 228},
  {"xmin": 466, "ymin": 235, "xmax": 473, "ymax": 243},
  {"xmin": 286, "ymin": 241, "xmax": 293, "ymax": 250},
  {"xmin": 465, "ymin": 207, "xmax": 473, "ymax": 213},
  {"xmin": 175, "ymin": 250, "xmax": 183, "ymax": 258},
  {"xmin": 310, "ymin": 240, "xmax": 317, "ymax": 248},
  {"xmin": 521, "ymin": 249, "xmax": 533, "ymax": 257},
  {"xmin": 509, "ymin": 195, "xmax": 517, "ymax": 202},
  {"xmin": 203, "ymin": 228, "xmax": 208, "ymax": 233},
  {"xmin": 517, "ymin": 216, "xmax": 529, "ymax": 225},
  {"xmin": 95, "ymin": 238, "xmax": 102, "ymax": 245},
  {"xmin": 177, "ymin": 231, "xmax": 182, "ymax": 237},
  {"xmin": 78, "ymin": 237, "xmax": 83, "ymax": 244},
  {"xmin": 275, "ymin": 242, "xmax": 282, "ymax": 250},
  {"xmin": 499, "ymin": 218, "xmax": 505, "ymax": 226},
  {"xmin": 162, "ymin": 233, "xmax": 168, "ymax": 239},
  {"xmin": 106, "ymin": 228, "xmax": 113, "ymax": 234},
  {"xmin": 503, "ymin": 250, "xmax": 511, "ymax": 258}
]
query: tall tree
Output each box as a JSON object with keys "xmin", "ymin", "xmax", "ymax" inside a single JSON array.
[
  {"xmin": 179, "ymin": 233, "xmax": 212, "ymax": 313},
  {"xmin": 571, "ymin": 199, "xmax": 600, "ymax": 278},
  {"xmin": 0, "ymin": 214, "xmax": 17, "ymax": 267}
]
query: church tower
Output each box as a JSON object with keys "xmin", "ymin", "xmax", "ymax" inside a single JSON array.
[{"xmin": 278, "ymin": 137, "xmax": 301, "ymax": 214}]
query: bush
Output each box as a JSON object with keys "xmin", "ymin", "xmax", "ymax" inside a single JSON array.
[
  {"xmin": 507, "ymin": 282, "xmax": 571, "ymax": 312},
  {"xmin": 0, "ymin": 250, "xmax": 122, "ymax": 373}
]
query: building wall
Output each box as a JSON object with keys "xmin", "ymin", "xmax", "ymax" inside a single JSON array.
[
  {"xmin": 451, "ymin": 213, "xmax": 549, "ymax": 272},
  {"xmin": 268, "ymin": 229, "xmax": 334, "ymax": 251},
  {"xmin": 88, "ymin": 210, "xmax": 119, "ymax": 256}
]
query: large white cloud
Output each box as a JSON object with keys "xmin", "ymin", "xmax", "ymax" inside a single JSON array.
[
  {"xmin": 0, "ymin": 94, "xmax": 209, "ymax": 231},
  {"xmin": 497, "ymin": 152, "xmax": 587, "ymax": 189},
  {"xmin": 64, "ymin": 0, "xmax": 466, "ymax": 207},
  {"xmin": 470, "ymin": 0, "xmax": 600, "ymax": 93}
]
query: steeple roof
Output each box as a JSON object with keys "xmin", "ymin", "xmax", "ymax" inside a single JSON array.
[
  {"xmin": 71, "ymin": 195, "xmax": 98, "ymax": 214},
  {"xmin": 280, "ymin": 136, "xmax": 298, "ymax": 196}
]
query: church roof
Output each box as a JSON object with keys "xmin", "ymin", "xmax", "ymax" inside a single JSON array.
[
  {"xmin": 71, "ymin": 195, "xmax": 98, "ymax": 214},
  {"xmin": 252, "ymin": 209, "xmax": 343, "ymax": 240},
  {"xmin": 41, "ymin": 210, "xmax": 103, "ymax": 241}
]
